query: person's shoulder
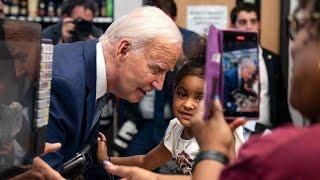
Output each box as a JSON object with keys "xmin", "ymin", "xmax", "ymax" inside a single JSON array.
[
  {"xmin": 168, "ymin": 118, "xmax": 182, "ymax": 128},
  {"xmin": 42, "ymin": 22, "xmax": 61, "ymax": 36},
  {"xmin": 225, "ymin": 68, "xmax": 237, "ymax": 77},
  {"xmin": 235, "ymin": 125, "xmax": 308, "ymax": 161},
  {"xmin": 92, "ymin": 24, "xmax": 103, "ymax": 37},
  {"xmin": 179, "ymin": 27, "xmax": 200, "ymax": 39},
  {"xmin": 221, "ymin": 124, "xmax": 320, "ymax": 179}
]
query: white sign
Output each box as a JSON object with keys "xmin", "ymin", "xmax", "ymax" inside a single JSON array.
[{"xmin": 187, "ymin": 5, "xmax": 228, "ymax": 35}]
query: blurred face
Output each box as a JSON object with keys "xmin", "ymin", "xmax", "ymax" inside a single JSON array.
[
  {"xmin": 7, "ymin": 41, "xmax": 40, "ymax": 82},
  {"xmin": 290, "ymin": 0, "xmax": 320, "ymax": 121},
  {"xmin": 114, "ymin": 40, "xmax": 181, "ymax": 103},
  {"xmin": 240, "ymin": 63, "xmax": 257, "ymax": 82},
  {"xmin": 71, "ymin": 6, "xmax": 94, "ymax": 21},
  {"xmin": 0, "ymin": 1, "xmax": 4, "ymax": 19},
  {"xmin": 173, "ymin": 75, "xmax": 204, "ymax": 127},
  {"xmin": 235, "ymin": 11, "xmax": 260, "ymax": 32}
]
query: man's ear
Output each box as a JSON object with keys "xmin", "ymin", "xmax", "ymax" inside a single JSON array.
[{"xmin": 115, "ymin": 39, "xmax": 131, "ymax": 61}]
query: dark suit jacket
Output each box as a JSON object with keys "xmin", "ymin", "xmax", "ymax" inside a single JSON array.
[
  {"xmin": 42, "ymin": 40, "xmax": 100, "ymax": 169},
  {"xmin": 42, "ymin": 21, "xmax": 102, "ymax": 45},
  {"xmin": 223, "ymin": 67, "xmax": 239, "ymax": 110},
  {"xmin": 262, "ymin": 48, "xmax": 292, "ymax": 127}
]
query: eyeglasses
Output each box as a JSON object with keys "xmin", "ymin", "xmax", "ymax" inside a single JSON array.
[{"xmin": 287, "ymin": 9, "xmax": 320, "ymax": 40}]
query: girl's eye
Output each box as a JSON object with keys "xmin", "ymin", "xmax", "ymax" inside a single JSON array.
[
  {"xmin": 196, "ymin": 95, "xmax": 203, "ymax": 102},
  {"xmin": 176, "ymin": 90, "xmax": 187, "ymax": 98}
]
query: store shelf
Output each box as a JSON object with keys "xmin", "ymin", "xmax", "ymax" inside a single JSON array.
[{"xmin": 7, "ymin": 16, "xmax": 113, "ymax": 24}]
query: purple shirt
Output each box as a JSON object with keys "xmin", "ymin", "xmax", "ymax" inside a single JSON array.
[{"xmin": 220, "ymin": 124, "xmax": 320, "ymax": 180}]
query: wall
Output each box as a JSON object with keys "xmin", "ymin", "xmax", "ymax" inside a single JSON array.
[{"xmin": 175, "ymin": 0, "xmax": 280, "ymax": 54}]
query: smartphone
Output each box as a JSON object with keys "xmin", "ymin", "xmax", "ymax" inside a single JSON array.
[
  {"xmin": 204, "ymin": 25, "xmax": 259, "ymax": 120},
  {"xmin": 222, "ymin": 30, "xmax": 259, "ymax": 118}
]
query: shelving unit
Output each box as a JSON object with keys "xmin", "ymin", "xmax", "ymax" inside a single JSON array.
[
  {"xmin": 7, "ymin": 16, "xmax": 113, "ymax": 24},
  {"xmin": 3, "ymin": 0, "xmax": 114, "ymax": 30}
]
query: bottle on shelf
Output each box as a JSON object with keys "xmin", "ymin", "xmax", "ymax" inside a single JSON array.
[
  {"xmin": 100, "ymin": 1, "xmax": 106, "ymax": 17},
  {"xmin": 47, "ymin": 0, "xmax": 55, "ymax": 17},
  {"xmin": 3, "ymin": 0, "xmax": 11, "ymax": 16},
  {"xmin": 10, "ymin": 0, "xmax": 19, "ymax": 16},
  {"xmin": 38, "ymin": 0, "xmax": 46, "ymax": 17},
  {"xmin": 105, "ymin": 0, "xmax": 113, "ymax": 17},
  {"xmin": 19, "ymin": 0, "xmax": 28, "ymax": 16},
  {"xmin": 56, "ymin": 4, "xmax": 62, "ymax": 17},
  {"xmin": 28, "ymin": 0, "xmax": 39, "ymax": 17}
]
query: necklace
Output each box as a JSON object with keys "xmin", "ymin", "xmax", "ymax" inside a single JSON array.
[{"xmin": 176, "ymin": 128, "xmax": 194, "ymax": 152}]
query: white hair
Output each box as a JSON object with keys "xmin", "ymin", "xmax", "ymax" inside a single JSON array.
[{"xmin": 100, "ymin": 6, "xmax": 182, "ymax": 53}]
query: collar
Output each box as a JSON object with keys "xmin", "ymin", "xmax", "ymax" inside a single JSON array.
[
  {"xmin": 243, "ymin": 120, "xmax": 257, "ymax": 133},
  {"xmin": 96, "ymin": 41, "xmax": 107, "ymax": 100}
]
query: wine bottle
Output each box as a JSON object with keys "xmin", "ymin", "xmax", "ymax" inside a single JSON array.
[
  {"xmin": 38, "ymin": 0, "xmax": 46, "ymax": 16},
  {"xmin": 47, "ymin": 0, "xmax": 55, "ymax": 17}
]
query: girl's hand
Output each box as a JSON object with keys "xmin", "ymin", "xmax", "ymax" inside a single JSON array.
[{"xmin": 96, "ymin": 132, "xmax": 108, "ymax": 162}]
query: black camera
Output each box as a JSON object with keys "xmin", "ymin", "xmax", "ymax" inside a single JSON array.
[
  {"xmin": 61, "ymin": 144, "xmax": 93, "ymax": 179},
  {"xmin": 71, "ymin": 18, "xmax": 94, "ymax": 42}
]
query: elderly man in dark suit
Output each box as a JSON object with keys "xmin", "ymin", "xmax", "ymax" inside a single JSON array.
[
  {"xmin": 223, "ymin": 56, "xmax": 257, "ymax": 112},
  {"xmin": 42, "ymin": 6, "xmax": 182, "ymax": 178}
]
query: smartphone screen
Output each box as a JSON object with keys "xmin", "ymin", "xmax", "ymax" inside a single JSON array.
[{"xmin": 222, "ymin": 31, "xmax": 259, "ymax": 118}]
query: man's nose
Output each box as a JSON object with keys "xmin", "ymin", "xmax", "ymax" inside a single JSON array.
[
  {"xmin": 152, "ymin": 73, "xmax": 165, "ymax": 91},
  {"xmin": 245, "ymin": 23, "xmax": 253, "ymax": 31}
]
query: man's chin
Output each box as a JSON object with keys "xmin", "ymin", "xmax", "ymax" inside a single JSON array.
[{"xmin": 127, "ymin": 94, "xmax": 144, "ymax": 103}]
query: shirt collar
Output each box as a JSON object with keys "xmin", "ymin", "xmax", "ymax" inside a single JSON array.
[
  {"xmin": 96, "ymin": 41, "xmax": 107, "ymax": 100},
  {"xmin": 243, "ymin": 120, "xmax": 257, "ymax": 133}
]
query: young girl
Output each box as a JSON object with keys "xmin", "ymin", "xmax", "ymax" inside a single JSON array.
[{"xmin": 97, "ymin": 60, "xmax": 242, "ymax": 175}]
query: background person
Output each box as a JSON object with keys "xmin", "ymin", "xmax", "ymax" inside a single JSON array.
[{"xmin": 42, "ymin": 0, "xmax": 102, "ymax": 44}]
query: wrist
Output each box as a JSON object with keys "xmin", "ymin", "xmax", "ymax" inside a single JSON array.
[
  {"xmin": 192, "ymin": 150, "xmax": 229, "ymax": 172},
  {"xmin": 200, "ymin": 145, "xmax": 229, "ymax": 156}
]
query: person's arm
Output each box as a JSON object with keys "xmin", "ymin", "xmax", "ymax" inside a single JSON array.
[
  {"xmin": 192, "ymin": 160, "xmax": 224, "ymax": 180},
  {"xmin": 190, "ymin": 100, "xmax": 244, "ymax": 180},
  {"xmin": 41, "ymin": 77, "xmax": 79, "ymax": 170},
  {"xmin": 10, "ymin": 143, "xmax": 64, "ymax": 180},
  {"xmin": 97, "ymin": 132, "xmax": 171, "ymax": 170},
  {"xmin": 104, "ymin": 161, "xmax": 191, "ymax": 180}
]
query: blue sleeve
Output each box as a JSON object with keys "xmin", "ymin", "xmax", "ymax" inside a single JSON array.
[{"xmin": 41, "ymin": 75, "xmax": 80, "ymax": 170}]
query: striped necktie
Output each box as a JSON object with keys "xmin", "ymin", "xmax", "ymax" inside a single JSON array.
[{"xmin": 90, "ymin": 94, "xmax": 107, "ymax": 131}]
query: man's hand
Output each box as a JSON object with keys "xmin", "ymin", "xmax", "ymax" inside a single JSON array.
[
  {"xmin": 190, "ymin": 100, "xmax": 245, "ymax": 160},
  {"xmin": 61, "ymin": 17, "xmax": 75, "ymax": 43},
  {"xmin": 43, "ymin": 142, "xmax": 62, "ymax": 155},
  {"xmin": 9, "ymin": 143, "xmax": 65, "ymax": 180}
]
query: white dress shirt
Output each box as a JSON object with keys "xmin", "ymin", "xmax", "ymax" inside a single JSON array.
[
  {"xmin": 96, "ymin": 41, "xmax": 107, "ymax": 101},
  {"xmin": 258, "ymin": 47, "xmax": 271, "ymax": 126}
]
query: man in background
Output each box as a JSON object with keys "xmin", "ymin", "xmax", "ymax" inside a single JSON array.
[{"xmin": 42, "ymin": 0, "xmax": 102, "ymax": 44}]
